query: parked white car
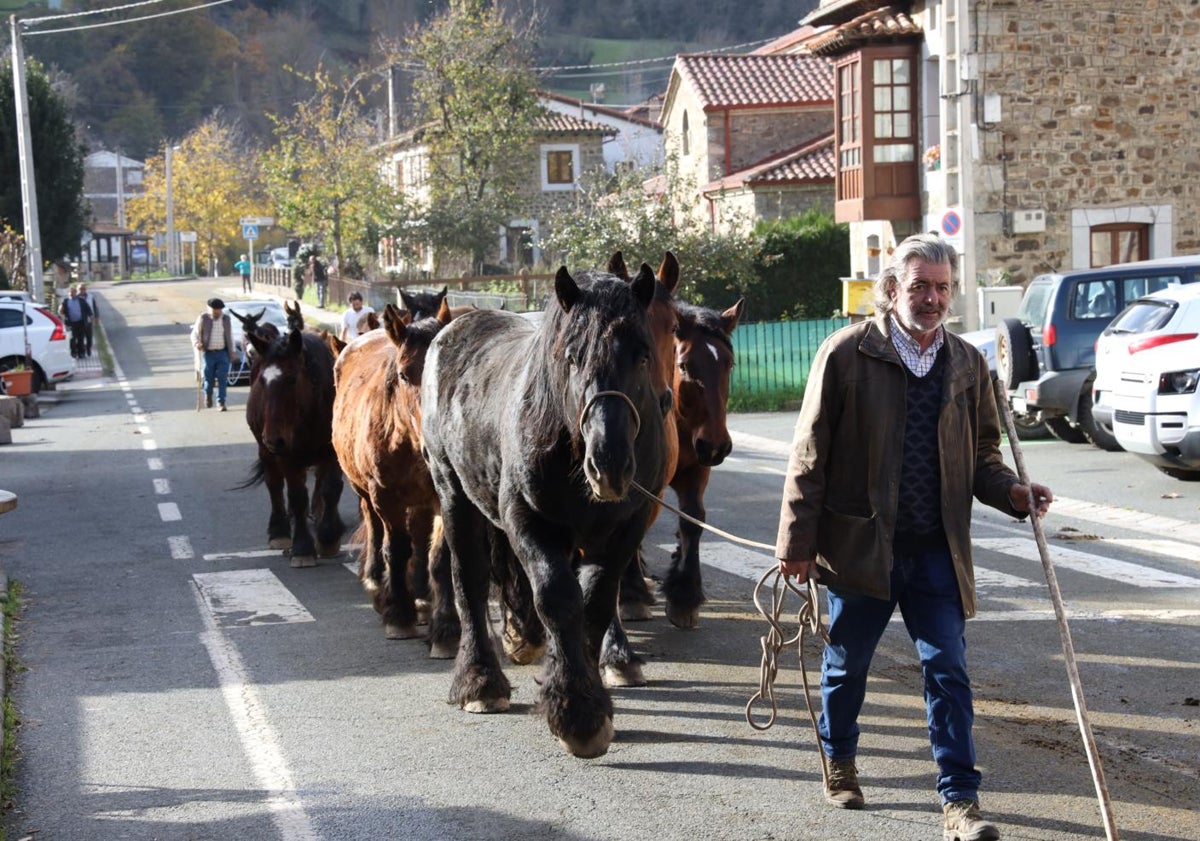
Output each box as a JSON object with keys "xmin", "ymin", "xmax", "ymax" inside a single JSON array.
[
  {"xmin": 1092, "ymin": 283, "xmax": 1200, "ymax": 479},
  {"xmin": 0, "ymin": 299, "xmax": 75, "ymax": 391},
  {"xmin": 226, "ymin": 299, "xmax": 290, "ymax": 385}
]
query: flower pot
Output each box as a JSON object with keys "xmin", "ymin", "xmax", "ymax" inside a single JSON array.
[{"xmin": 0, "ymin": 370, "xmax": 33, "ymax": 397}]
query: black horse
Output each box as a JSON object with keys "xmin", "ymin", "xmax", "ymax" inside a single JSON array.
[
  {"xmin": 241, "ymin": 301, "xmax": 345, "ymax": 566},
  {"xmin": 421, "ymin": 265, "xmax": 668, "ymax": 757},
  {"xmin": 400, "ymin": 286, "xmax": 448, "ymax": 320}
]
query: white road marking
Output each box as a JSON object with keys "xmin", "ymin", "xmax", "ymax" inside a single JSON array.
[
  {"xmin": 153, "ymin": 478, "xmax": 170, "ymax": 495},
  {"xmin": 203, "ymin": 549, "xmax": 290, "ymax": 561},
  {"xmin": 193, "ymin": 569, "xmax": 315, "ymax": 627},
  {"xmin": 168, "ymin": 536, "xmax": 194, "ymax": 560},
  {"xmin": 973, "ymin": 566, "xmax": 1040, "ymax": 590},
  {"xmin": 190, "ymin": 583, "xmax": 319, "ymax": 841},
  {"xmin": 157, "ymin": 502, "xmax": 181, "ymax": 522},
  {"xmin": 973, "ymin": 537, "xmax": 1200, "ymax": 588},
  {"xmin": 142, "ymin": 439, "xmax": 158, "ymax": 451},
  {"xmin": 1049, "ymin": 496, "xmax": 1200, "ymax": 544},
  {"xmin": 138, "ymin": 425, "xmax": 152, "ymax": 435},
  {"xmin": 147, "ymin": 457, "xmax": 164, "ymax": 471}
]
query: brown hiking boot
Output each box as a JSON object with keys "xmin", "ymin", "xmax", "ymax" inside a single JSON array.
[
  {"xmin": 943, "ymin": 799, "xmax": 1000, "ymax": 841},
  {"xmin": 823, "ymin": 758, "xmax": 865, "ymax": 809}
]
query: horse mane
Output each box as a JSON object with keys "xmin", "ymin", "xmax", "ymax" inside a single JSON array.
[{"xmin": 524, "ymin": 270, "xmax": 652, "ymax": 456}]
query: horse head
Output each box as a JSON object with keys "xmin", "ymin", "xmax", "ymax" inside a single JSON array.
[
  {"xmin": 250, "ymin": 322, "xmax": 328, "ymax": 457},
  {"xmin": 284, "ymin": 300, "xmax": 305, "ymax": 333},
  {"xmin": 608, "ymin": 250, "xmax": 680, "ymax": 410},
  {"xmin": 383, "ymin": 299, "xmax": 453, "ymax": 388},
  {"xmin": 673, "ymin": 298, "xmax": 744, "ymax": 466},
  {"xmin": 400, "ymin": 285, "xmax": 449, "ymax": 320},
  {"xmin": 358, "ymin": 310, "xmax": 381, "ymax": 334},
  {"xmin": 548, "ymin": 264, "xmax": 657, "ymax": 501}
]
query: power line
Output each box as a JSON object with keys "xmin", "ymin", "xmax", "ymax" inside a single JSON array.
[
  {"xmin": 22, "ymin": 0, "xmax": 174, "ymax": 26},
  {"xmin": 24, "ymin": 0, "xmax": 235, "ymax": 37},
  {"xmin": 534, "ymin": 36, "xmax": 773, "ymax": 72}
]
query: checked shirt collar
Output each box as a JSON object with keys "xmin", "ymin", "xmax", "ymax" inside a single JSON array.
[{"xmin": 888, "ymin": 314, "xmax": 944, "ymax": 377}]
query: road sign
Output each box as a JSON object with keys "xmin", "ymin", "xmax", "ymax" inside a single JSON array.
[
  {"xmin": 242, "ymin": 224, "xmax": 259, "ymax": 240},
  {"xmin": 940, "ymin": 209, "xmax": 962, "ymax": 238},
  {"xmin": 179, "ymin": 231, "xmax": 197, "ymax": 243},
  {"xmin": 239, "ymin": 216, "xmax": 275, "ymax": 227}
]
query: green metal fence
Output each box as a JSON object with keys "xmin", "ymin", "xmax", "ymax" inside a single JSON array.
[{"xmin": 730, "ymin": 317, "xmax": 850, "ymax": 407}]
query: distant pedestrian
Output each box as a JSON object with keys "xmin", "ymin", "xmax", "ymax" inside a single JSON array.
[
  {"xmin": 309, "ymin": 255, "xmax": 328, "ymax": 308},
  {"xmin": 190, "ymin": 297, "xmax": 235, "ymax": 411},
  {"xmin": 339, "ymin": 291, "xmax": 375, "ymax": 342},
  {"xmin": 58, "ymin": 285, "xmax": 93, "ymax": 359},
  {"xmin": 235, "ymin": 253, "xmax": 253, "ymax": 294},
  {"xmin": 78, "ymin": 283, "xmax": 98, "ymax": 356}
]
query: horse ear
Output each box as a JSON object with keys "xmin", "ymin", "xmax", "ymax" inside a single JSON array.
[
  {"xmin": 383, "ymin": 303, "xmax": 409, "ymax": 347},
  {"xmin": 437, "ymin": 285, "xmax": 448, "ymax": 300},
  {"xmin": 322, "ymin": 329, "xmax": 346, "ymax": 356},
  {"xmin": 631, "ymin": 263, "xmax": 655, "ymax": 309},
  {"xmin": 555, "ymin": 267, "xmax": 580, "ymax": 312},
  {"xmin": 436, "ymin": 298, "xmax": 453, "ymax": 325},
  {"xmin": 363, "ymin": 311, "xmax": 380, "ymax": 332},
  {"xmin": 657, "ymin": 252, "xmax": 680, "ymax": 295},
  {"xmin": 607, "ymin": 251, "xmax": 630, "ymax": 280},
  {"xmin": 230, "ymin": 310, "xmax": 250, "ymax": 327},
  {"xmin": 399, "ymin": 289, "xmax": 415, "ymax": 315},
  {"xmin": 721, "ymin": 298, "xmax": 746, "ymax": 335},
  {"xmin": 247, "ymin": 330, "xmax": 273, "ymax": 358}
]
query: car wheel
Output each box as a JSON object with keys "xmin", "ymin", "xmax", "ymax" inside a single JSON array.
[
  {"xmin": 1076, "ymin": 387, "xmax": 1123, "ymax": 452},
  {"xmin": 1044, "ymin": 415, "xmax": 1089, "ymax": 444},
  {"xmin": 1156, "ymin": 465, "xmax": 1200, "ymax": 481},
  {"xmin": 995, "ymin": 318, "xmax": 1035, "ymax": 390},
  {"xmin": 1010, "ymin": 411, "xmax": 1051, "ymax": 440}
]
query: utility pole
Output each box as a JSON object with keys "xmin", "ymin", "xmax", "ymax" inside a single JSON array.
[
  {"xmin": 115, "ymin": 151, "xmax": 127, "ymax": 279},
  {"xmin": 10, "ymin": 15, "xmax": 44, "ymax": 301},
  {"xmin": 165, "ymin": 144, "xmax": 175, "ymax": 275}
]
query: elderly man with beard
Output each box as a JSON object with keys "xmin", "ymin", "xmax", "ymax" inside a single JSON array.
[{"xmin": 775, "ymin": 233, "xmax": 1053, "ymax": 841}]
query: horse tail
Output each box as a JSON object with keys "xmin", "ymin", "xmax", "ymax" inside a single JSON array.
[{"xmin": 232, "ymin": 458, "xmax": 268, "ymax": 491}]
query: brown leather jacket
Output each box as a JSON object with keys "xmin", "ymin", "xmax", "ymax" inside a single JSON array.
[{"xmin": 774, "ymin": 315, "xmax": 1023, "ymax": 618}]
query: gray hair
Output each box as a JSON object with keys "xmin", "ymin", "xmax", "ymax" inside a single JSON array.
[{"xmin": 872, "ymin": 233, "xmax": 959, "ymax": 317}]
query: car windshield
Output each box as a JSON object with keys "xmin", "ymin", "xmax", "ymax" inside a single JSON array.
[
  {"xmin": 1105, "ymin": 299, "xmax": 1177, "ymax": 335},
  {"xmin": 227, "ymin": 302, "xmax": 288, "ymax": 331}
]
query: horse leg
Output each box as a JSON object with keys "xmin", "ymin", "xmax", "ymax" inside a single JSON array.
[
  {"xmin": 618, "ymin": 547, "xmax": 656, "ymax": 622},
  {"xmin": 378, "ymin": 525, "xmax": 420, "ymax": 640},
  {"xmin": 263, "ymin": 459, "xmax": 291, "ymax": 551},
  {"xmin": 425, "ymin": 523, "xmax": 461, "ymax": 660},
  {"xmin": 441, "ymin": 486, "xmax": 511, "ymax": 713},
  {"xmin": 407, "ymin": 506, "xmax": 435, "ymax": 623},
  {"xmin": 663, "ymin": 464, "xmax": 711, "ymax": 628},
  {"xmin": 286, "ymin": 468, "xmax": 318, "ymax": 567},
  {"xmin": 496, "ymin": 536, "xmax": 546, "ymax": 665},
  {"xmin": 513, "ymin": 516, "xmax": 614, "ymax": 758},
  {"xmin": 357, "ymin": 498, "xmax": 384, "ymax": 595},
  {"xmin": 599, "ymin": 532, "xmax": 653, "ymax": 687},
  {"xmin": 313, "ymin": 462, "xmax": 345, "ymax": 558}
]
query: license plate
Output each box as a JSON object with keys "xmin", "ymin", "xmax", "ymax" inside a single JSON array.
[{"xmin": 1011, "ymin": 396, "xmax": 1028, "ymax": 413}]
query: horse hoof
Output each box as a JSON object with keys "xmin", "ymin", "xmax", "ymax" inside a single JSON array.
[
  {"xmin": 643, "ymin": 577, "xmax": 659, "ymax": 604},
  {"xmin": 317, "ymin": 543, "xmax": 341, "ymax": 559},
  {"xmin": 603, "ymin": 662, "xmax": 646, "ymax": 688},
  {"xmin": 619, "ymin": 602, "xmax": 653, "ymax": 622},
  {"xmin": 665, "ymin": 604, "xmax": 700, "ymax": 629},
  {"xmin": 503, "ymin": 635, "xmax": 546, "ymax": 666},
  {"xmin": 415, "ymin": 598, "xmax": 432, "ymax": 625},
  {"xmin": 269, "ymin": 537, "xmax": 292, "ymax": 550},
  {"xmin": 428, "ymin": 639, "xmax": 457, "ymax": 660},
  {"xmin": 289, "ymin": 555, "xmax": 317, "ymax": 569},
  {"xmin": 361, "ymin": 579, "xmax": 380, "ymax": 595},
  {"xmin": 463, "ymin": 696, "xmax": 510, "ymax": 714},
  {"xmin": 557, "ymin": 717, "xmax": 614, "ymax": 758},
  {"xmin": 385, "ymin": 623, "xmax": 420, "ymax": 640}
]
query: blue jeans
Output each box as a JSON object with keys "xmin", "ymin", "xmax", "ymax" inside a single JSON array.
[
  {"xmin": 202, "ymin": 350, "xmax": 230, "ymax": 405},
  {"xmin": 819, "ymin": 544, "xmax": 981, "ymax": 804}
]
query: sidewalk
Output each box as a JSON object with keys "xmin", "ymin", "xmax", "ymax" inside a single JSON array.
[{"xmin": 212, "ymin": 281, "xmax": 345, "ymax": 333}]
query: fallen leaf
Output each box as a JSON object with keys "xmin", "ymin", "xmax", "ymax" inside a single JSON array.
[
  {"xmin": 1162, "ymin": 492, "xmax": 1183, "ymax": 499},
  {"xmin": 1052, "ymin": 531, "xmax": 1101, "ymax": 541}
]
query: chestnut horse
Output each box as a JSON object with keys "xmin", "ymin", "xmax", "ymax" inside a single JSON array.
[
  {"xmin": 240, "ymin": 301, "xmax": 345, "ymax": 566},
  {"xmin": 421, "ymin": 266, "xmax": 667, "ymax": 757},
  {"xmin": 331, "ymin": 301, "xmax": 458, "ymax": 656}
]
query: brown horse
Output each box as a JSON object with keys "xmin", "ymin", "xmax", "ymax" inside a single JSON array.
[
  {"xmin": 331, "ymin": 301, "xmax": 458, "ymax": 655},
  {"xmin": 241, "ymin": 301, "xmax": 345, "ymax": 566}
]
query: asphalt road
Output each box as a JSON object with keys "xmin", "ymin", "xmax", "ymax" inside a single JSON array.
[{"xmin": 0, "ymin": 279, "xmax": 1196, "ymax": 841}]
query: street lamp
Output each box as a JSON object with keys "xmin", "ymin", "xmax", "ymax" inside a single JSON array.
[{"xmin": 164, "ymin": 143, "xmax": 176, "ymax": 275}]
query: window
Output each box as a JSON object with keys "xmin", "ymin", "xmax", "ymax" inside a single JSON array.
[
  {"xmin": 547, "ymin": 151, "xmax": 573, "ymax": 184},
  {"xmin": 1072, "ymin": 280, "xmax": 1117, "ymax": 320},
  {"xmin": 1090, "ymin": 223, "xmax": 1149, "ymax": 267},
  {"xmin": 540, "ymin": 144, "xmax": 580, "ymax": 191},
  {"xmin": 872, "ymin": 57, "xmax": 914, "ymax": 163},
  {"xmin": 682, "ymin": 111, "xmax": 690, "ymax": 156},
  {"xmin": 394, "ymin": 159, "xmax": 404, "ymax": 191},
  {"xmin": 838, "ymin": 63, "xmax": 860, "ymax": 170}
]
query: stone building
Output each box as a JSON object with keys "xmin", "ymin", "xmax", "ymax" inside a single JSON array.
[
  {"xmin": 378, "ymin": 108, "xmax": 614, "ymax": 276},
  {"xmin": 659, "ymin": 53, "xmax": 836, "ymax": 234},
  {"xmin": 799, "ymin": 0, "xmax": 1200, "ymax": 329}
]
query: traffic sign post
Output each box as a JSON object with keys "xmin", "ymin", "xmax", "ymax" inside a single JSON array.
[{"xmin": 939, "ymin": 207, "xmax": 965, "ymax": 250}]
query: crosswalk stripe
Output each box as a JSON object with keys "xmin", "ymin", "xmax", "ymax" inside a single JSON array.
[
  {"xmin": 972, "ymin": 537, "xmax": 1200, "ymax": 588},
  {"xmin": 193, "ymin": 569, "xmax": 314, "ymax": 627}
]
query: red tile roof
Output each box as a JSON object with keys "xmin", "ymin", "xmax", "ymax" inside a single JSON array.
[
  {"xmin": 802, "ymin": 0, "xmax": 894, "ymax": 28},
  {"xmin": 673, "ymin": 53, "xmax": 834, "ymax": 110},
  {"xmin": 702, "ymin": 133, "xmax": 836, "ymax": 193},
  {"xmin": 806, "ymin": 7, "xmax": 923, "ymax": 56},
  {"xmin": 535, "ymin": 90, "xmax": 662, "ymax": 130},
  {"xmin": 535, "ymin": 110, "xmax": 618, "ymax": 135}
]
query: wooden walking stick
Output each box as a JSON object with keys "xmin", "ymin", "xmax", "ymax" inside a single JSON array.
[{"xmin": 994, "ymin": 380, "xmax": 1120, "ymax": 841}]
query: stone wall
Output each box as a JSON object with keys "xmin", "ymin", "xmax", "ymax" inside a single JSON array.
[
  {"xmin": 721, "ymin": 107, "xmax": 834, "ymax": 173},
  {"xmin": 972, "ymin": 0, "xmax": 1200, "ymax": 283}
]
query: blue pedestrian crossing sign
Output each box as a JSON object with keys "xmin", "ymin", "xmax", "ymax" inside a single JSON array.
[{"xmin": 242, "ymin": 224, "xmax": 259, "ymax": 240}]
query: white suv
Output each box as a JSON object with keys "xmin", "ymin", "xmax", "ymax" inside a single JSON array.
[
  {"xmin": 0, "ymin": 299, "xmax": 76, "ymax": 391},
  {"xmin": 1092, "ymin": 283, "xmax": 1200, "ymax": 480}
]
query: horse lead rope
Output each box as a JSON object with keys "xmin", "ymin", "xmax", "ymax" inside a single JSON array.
[{"xmin": 583, "ymin": 393, "xmax": 831, "ymax": 783}]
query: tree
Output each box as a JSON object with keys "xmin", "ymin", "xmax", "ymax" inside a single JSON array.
[
  {"xmin": 405, "ymin": 0, "xmax": 541, "ymax": 271},
  {"xmin": 126, "ymin": 116, "xmax": 267, "ymax": 273},
  {"xmin": 0, "ymin": 56, "xmax": 87, "ymax": 267},
  {"xmin": 261, "ymin": 66, "xmax": 399, "ymax": 271}
]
